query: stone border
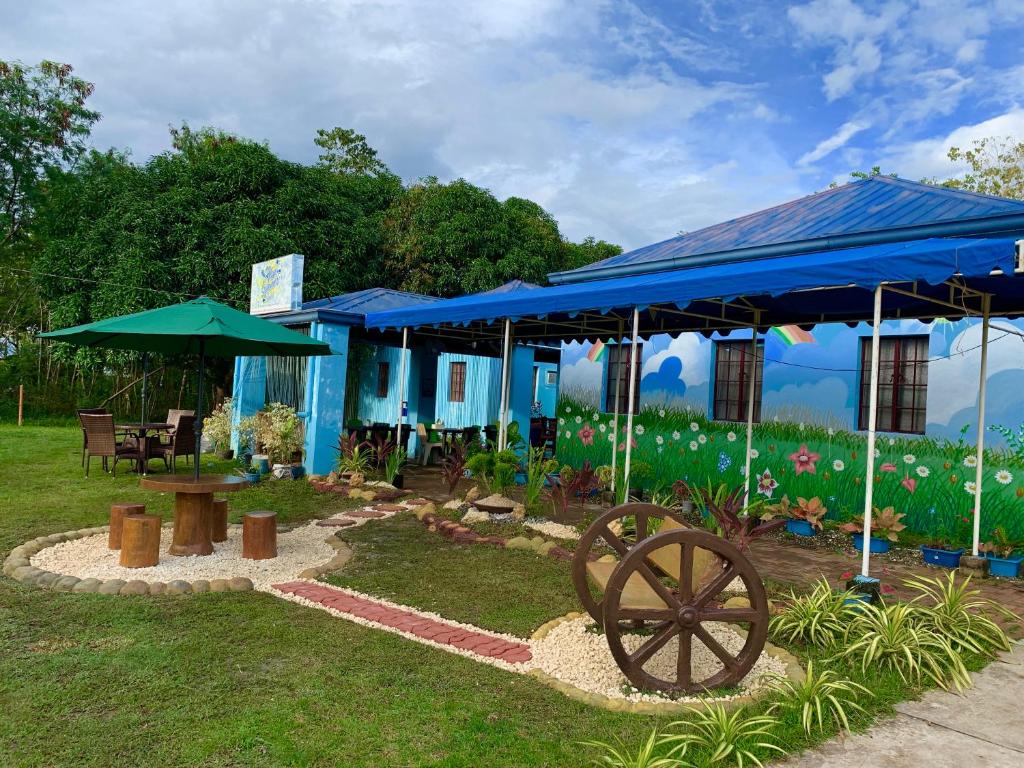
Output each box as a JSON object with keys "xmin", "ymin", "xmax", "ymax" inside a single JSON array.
[{"xmin": 527, "ymin": 612, "xmax": 805, "ymax": 715}]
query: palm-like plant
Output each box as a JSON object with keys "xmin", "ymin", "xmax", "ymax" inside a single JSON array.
[
  {"xmin": 439, "ymin": 438, "xmax": 467, "ymax": 498},
  {"xmin": 834, "ymin": 601, "xmax": 971, "ymax": 691},
  {"xmin": 697, "ymin": 484, "xmax": 784, "ymax": 551},
  {"xmin": 664, "ymin": 701, "xmax": 783, "ymax": 768},
  {"xmin": 769, "ymin": 578, "xmax": 855, "ymax": 649},
  {"xmin": 765, "ymin": 661, "xmax": 872, "ymax": 735},
  {"xmin": 582, "ymin": 731, "xmax": 682, "ymax": 768},
  {"xmin": 903, "ymin": 571, "xmax": 1014, "ymax": 657}
]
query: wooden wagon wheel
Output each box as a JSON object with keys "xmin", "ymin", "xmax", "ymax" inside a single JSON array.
[
  {"xmin": 602, "ymin": 528, "xmax": 769, "ymax": 694},
  {"xmin": 571, "ymin": 503, "xmax": 688, "ymax": 625}
]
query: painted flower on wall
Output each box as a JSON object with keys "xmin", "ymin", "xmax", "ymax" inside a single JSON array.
[
  {"xmin": 787, "ymin": 444, "xmax": 821, "ymax": 475},
  {"xmin": 718, "ymin": 452, "xmax": 732, "ymax": 472},
  {"xmin": 749, "ymin": 448, "xmax": 760, "ymax": 459},
  {"xmin": 995, "ymin": 469, "xmax": 1014, "ymax": 485},
  {"xmin": 574, "ymin": 415, "xmax": 582, "ymax": 424},
  {"xmin": 903, "ymin": 454, "xmax": 916, "ymax": 464},
  {"xmin": 690, "ymin": 422, "xmax": 700, "ymax": 432},
  {"xmin": 832, "ymin": 459, "xmax": 845, "ymax": 472},
  {"xmin": 672, "ymin": 430, "xmax": 681, "ymax": 440},
  {"xmin": 599, "ymin": 423, "xmax": 607, "ymax": 432},
  {"xmin": 915, "ymin": 465, "xmax": 930, "ymax": 478},
  {"xmin": 655, "ymin": 435, "xmax": 664, "ymax": 445},
  {"xmin": 658, "ymin": 409, "xmax": 666, "ymax": 417},
  {"xmin": 880, "ymin": 462, "xmax": 897, "ymax": 473},
  {"xmin": 698, "ymin": 434, "xmax": 707, "ymax": 444},
  {"xmin": 756, "ymin": 469, "xmax": 779, "ymax": 498},
  {"xmin": 635, "ymin": 424, "xmax": 645, "ymax": 436},
  {"xmin": 577, "ymin": 423, "xmax": 595, "ymax": 445},
  {"xmin": 964, "ymin": 455, "xmax": 978, "ymax": 468},
  {"xmin": 963, "ymin": 480, "xmax": 978, "ymax": 495},
  {"xmin": 689, "ymin": 440, "xmax": 699, "ymax": 451},
  {"xmin": 726, "ymin": 431, "xmax": 737, "ymax": 442},
  {"xmin": 901, "ymin": 477, "xmax": 917, "ymax": 494}
]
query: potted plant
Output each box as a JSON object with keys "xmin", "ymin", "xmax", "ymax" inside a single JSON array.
[
  {"xmin": 920, "ymin": 514, "xmax": 969, "ymax": 569},
  {"xmin": 522, "ymin": 447, "xmax": 558, "ymax": 515},
  {"xmin": 695, "ymin": 482, "xmax": 785, "ymax": 551},
  {"xmin": 764, "ymin": 495, "xmax": 827, "ymax": 537},
  {"xmin": 235, "ymin": 414, "xmax": 258, "ymax": 467},
  {"xmin": 383, "ymin": 446, "xmax": 407, "ymax": 489},
  {"xmin": 204, "ymin": 398, "xmax": 235, "ymax": 460},
  {"xmin": 236, "ymin": 457, "xmax": 260, "ymax": 484},
  {"xmin": 255, "ymin": 403, "xmax": 304, "ymax": 471},
  {"xmin": 671, "ymin": 479, "xmax": 696, "ymax": 515},
  {"xmin": 980, "ymin": 526, "xmax": 1022, "ymax": 578},
  {"xmin": 840, "ymin": 506, "xmax": 905, "ymax": 554},
  {"xmin": 336, "ymin": 431, "xmax": 372, "ymax": 479}
]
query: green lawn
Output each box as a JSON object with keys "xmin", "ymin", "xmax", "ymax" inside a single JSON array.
[{"xmin": 0, "ymin": 425, "xmax": 962, "ymax": 766}]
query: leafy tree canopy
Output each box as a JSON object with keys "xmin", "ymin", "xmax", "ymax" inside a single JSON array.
[
  {"xmin": 315, "ymin": 126, "xmax": 391, "ymax": 177},
  {"xmin": 941, "ymin": 136, "xmax": 1024, "ymax": 200}
]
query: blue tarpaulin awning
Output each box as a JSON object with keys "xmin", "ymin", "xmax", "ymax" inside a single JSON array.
[{"xmin": 365, "ymin": 237, "xmax": 1022, "ymax": 335}]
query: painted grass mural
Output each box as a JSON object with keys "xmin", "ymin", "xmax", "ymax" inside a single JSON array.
[{"xmin": 555, "ymin": 395, "xmax": 1024, "ymax": 544}]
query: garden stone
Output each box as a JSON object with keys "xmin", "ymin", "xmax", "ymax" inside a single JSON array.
[
  {"xmin": 120, "ymin": 580, "xmax": 149, "ymax": 596},
  {"xmin": 166, "ymin": 580, "xmax": 192, "ymax": 595},
  {"xmin": 4, "ymin": 556, "xmax": 30, "ymax": 575},
  {"xmin": 537, "ymin": 541, "xmax": 557, "ymax": 556},
  {"xmin": 414, "ymin": 503, "xmax": 436, "ymax": 520},
  {"xmin": 35, "ymin": 571, "xmax": 60, "ymax": 588},
  {"xmin": 53, "ymin": 575, "xmax": 81, "ymax": 592},
  {"xmin": 960, "ymin": 555, "xmax": 988, "ymax": 576},
  {"xmin": 149, "ymin": 582, "xmax": 166, "ymax": 594},
  {"xmin": 72, "ymin": 578, "xmax": 102, "ymax": 594},
  {"xmin": 724, "ymin": 596, "xmax": 752, "ymax": 610},
  {"xmin": 228, "ymin": 577, "xmax": 254, "ymax": 591},
  {"xmin": 98, "ymin": 579, "xmax": 126, "ymax": 595},
  {"xmin": 511, "ymin": 504, "xmax": 526, "ymax": 522},
  {"xmin": 299, "ymin": 567, "xmax": 321, "ymax": 579},
  {"xmin": 12, "ymin": 565, "xmax": 40, "ymax": 582},
  {"xmin": 444, "ymin": 500, "xmax": 466, "ymax": 511},
  {"xmin": 506, "ymin": 536, "xmax": 533, "ymax": 551},
  {"xmin": 464, "ymin": 486, "xmax": 480, "ymax": 503},
  {"xmin": 209, "ymin": 579, "xmax": 230, "ymax": 592},
  {"xmin": 191, "ymin": 579, "xmax": 210, "ymax": 593},
  {"xmin": 461, "ymin": 508, "xmax": 489, "ymax": 524}
]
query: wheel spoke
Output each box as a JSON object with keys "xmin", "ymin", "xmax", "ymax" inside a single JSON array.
[
  {"xmin": 678, "ymin": 542, "xmax": 694, "ymax": 601},
  {"xmin": 634, "ymin": 562, "xmax": 683, "ymax": 610},
  {"xmin": 630, "ymin": 623, "xmax": 679, "ymax": 667},
  {"xmin": 695, "ymin": 625, "xmax": 739, "ymax": 671},
  {"xmin": 636, "ymin": 511, "xmax": 648, "ymax": 541},
  {"xmin": 677, "ymin": 627, "xmax": 693, "ymax": 689},
  {"xmin": 693, "ymin": 564, "xmax": 736, "ymax": 607},
  {"xmin": 600, "ymin": 526, "xmax": 629, "ymax": 557},
  {"xmin": 700, "ymin": 607, "xmax": 760, "ymax": 623},
  {"xmin": 617, "ymin": 607, "xmax": 675, "ymax": 621}
]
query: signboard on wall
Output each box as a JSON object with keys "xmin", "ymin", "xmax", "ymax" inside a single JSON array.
[{"xmin": 249, "ymin": 254, "xmax": 304, "ymax": 315}]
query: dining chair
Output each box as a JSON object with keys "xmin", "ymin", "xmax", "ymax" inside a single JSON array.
[
  {"xmin": 416, "ymin": 423, "xmax": 444, "ymax": 466},
  {"xmin": 77, "ymin": 407, "xmax": 110, "ymax": 468},
  {"xmin": 81, "ymin": 412, "xmax": 141, "ymax": 477},
  {"xmin": 153, "ymin": 415, "xmax": 196, "ymax": 473}
]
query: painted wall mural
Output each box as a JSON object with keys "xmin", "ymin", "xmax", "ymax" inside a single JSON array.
[{"xmin": 556, "ymin": 317, "xmax": 1024, "ymax": 542}]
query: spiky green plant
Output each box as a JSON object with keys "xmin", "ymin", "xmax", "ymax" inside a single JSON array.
[
  {"xmin": 582, "ymin": 730, "xmax": 682, "ymax": 768},
  {"xmin": 663, "ymin": 701, "xmax": 783, "ymax": 768},
  {"xmin": 903, "ymin": 571, "xmax": 1014, "ymax": 657},
  {"xmin": 834, "ymin": 601, "xmax": 971, "ymax": 691},
  {"xmin": 769, "ymin": 578, "xmax": 855, "ymax": 649},
  {"xmin": 765, "ymin": 661, "xmax": 872, "ymax": 735}
]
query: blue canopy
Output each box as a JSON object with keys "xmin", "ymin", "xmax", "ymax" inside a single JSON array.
[{"xmin": 365, "ymin": 237, "xmax": 1022, "ymax": 335}]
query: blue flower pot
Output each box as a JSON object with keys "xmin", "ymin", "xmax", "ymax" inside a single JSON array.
[
  {"xmin": 254, "ymin": 456, "xmax": 271, "ymax": 475},
  {"xmin": 515, "ymin": 471, "xmax": 528, "ymax": 485},
  {"xmin": 843, "ymin": 592, "xmax": 874, "ymax": 608},
  {"xmin": 851, "ymin": 534, "xmax": 890, "ymax": 554},
  {"xmin": 290, "ymin": 465, "xmax": 305, "ymax": 480},
  {"xmin": 243, "ymin": 471, "xmax": 260, "ymax": 484},
  {"xmin": 920, "ymin": 545, "xmax": 964, "ymax": 568},
  {"xmin": 985, "ymin": 554, "xmax": 1023, "ymax": 578},
  {"xmin": 786, "ymin": 519, "xmax": 816, "ymax": 537}
]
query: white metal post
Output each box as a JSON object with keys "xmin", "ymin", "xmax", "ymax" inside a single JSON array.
[
  {"xmin": 610, "ymin": 318, "xmax": 624, "ymax": 497},
  {"xmin": 972, "ymin": 294, "xmax": 991, "ymax": 557},
  {"xmin": 622, "ymin": 308, "xmax": 641, "ymax": 501},
  {"xmin": 395, "ymin": 327, "xmax": 409, "ymax": 451},
  {"xmin": 861, "ymin": 285, "xmax": 884, "ymax": 578},
  {"xmin": 498, "ymin": 319, "xmax": 512, "ymax": 449},
  {"xmin": 742, "ymin": 313, "xmax": 761, "ymax": 505}
]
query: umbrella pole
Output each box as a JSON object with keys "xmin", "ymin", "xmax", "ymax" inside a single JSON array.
[
  {"xmin": 141, "ymin": 352, "xmax": 149, "ymax": 426},
  {"xmin": 140, "ymin": 351, "xmax": 149, "ymax": 476},
  {"xmin": 194, "ymin": 340, "xmax": 205, "ymax": 480}
]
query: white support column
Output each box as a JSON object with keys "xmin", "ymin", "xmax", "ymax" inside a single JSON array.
[
  {"xmin": 395, "ymin": 327, "xmax": 409, "ymax": 449},
  {"xmin": 610, "ymin": 318, "xmax": 624, "ymax": 498},
  {"xmin": 742, "ymin": 313, "xmax": 761, "ymax": 505},
  {"xmin": 622, "ymin": 308, "xmax": 641, "ymax": 501},
  {"xmin": 972, "ymin": 294, "xmax": 992, "ymax": 557},
  {"xmin": 497, "ymin": 318, "xmax": 512, "ymax": 449},
  {"xmin": 861, "ymin": 285, "xmax": 884, "ymax": 578}
]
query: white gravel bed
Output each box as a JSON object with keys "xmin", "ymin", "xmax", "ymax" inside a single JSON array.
[
  {"xmin": 273, "ymin": 585, "xmax": 532, "ymax": 673},
  {"xmin": 31, "ymin": 521, "xmax": 337, "ymax": 589},
  {"xmin": 531, "ymin": 617, "xmax": 785, "ymax": 703},
  {"xmin": 523, "ymin": 518, "xmax": 581, "ymax": 541}
]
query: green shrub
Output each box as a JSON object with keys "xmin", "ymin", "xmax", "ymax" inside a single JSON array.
[
  {"xmin": 769, "ymin": 579, "xmax": 855, "ymax": 649},
  {"xmin": 664, "ymin": 701, "xmax": 783, "ymax": 768},
  {"xmin": 903, "ymin": 572, "xmax": 1014, "ymax": 657},
  {"xmin": 582, "ymin": 730, "xmax": 682, "ymax": 768},
  {"xmin": 765, "ymin": 660, "xmax": 872, "ymax": 735}
]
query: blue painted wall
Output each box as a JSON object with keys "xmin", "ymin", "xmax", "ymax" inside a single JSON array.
[
  {"xmin": 534, "ymin": 362, "xmax": 558, "ymax": 417},
  {"xmin": 434, "ymin": 352, "xmax": 503, "ymax": 428},
  {"xmin": 304, "ymin": 321, "xmax": 350, "ymax": 475}
]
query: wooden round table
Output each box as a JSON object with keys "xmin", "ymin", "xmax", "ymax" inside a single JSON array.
[{"xmin": 140, "ymin": 475, "xmax": 249, "ymax": 556}]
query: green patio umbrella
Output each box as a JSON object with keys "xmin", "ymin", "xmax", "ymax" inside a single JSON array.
[{"xmin": 41, "ymin": 297, "xmax": 331, "ymax": 478}]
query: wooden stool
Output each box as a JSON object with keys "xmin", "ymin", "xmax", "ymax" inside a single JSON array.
[
  {"xmin": 242, "ymin": 511, "xmax": 277, "ymax": 560},
  {"xmin": 210, "ymin": 498, "xmax": 228, "ymax": 543},
  {"xmin": 119, "ymin": 514, "xmax": 161, "ymax": 568},
  {"xmin": 109, "ymin": 503, "xmax": 146, "ymax": 550}
]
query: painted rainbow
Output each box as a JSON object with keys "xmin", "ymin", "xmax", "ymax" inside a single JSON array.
[
  {"xmin": 771, "ymin": 324, "xmax": 816, "ymax": 346},
  {"xmin": 587, "ymin": 339, "xmax": 607, "ymax": 362}
]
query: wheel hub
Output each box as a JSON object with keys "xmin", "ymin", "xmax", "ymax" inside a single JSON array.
[{"xmin": 677, "ymin": 605, "xmax": 699, "ymax": 627}]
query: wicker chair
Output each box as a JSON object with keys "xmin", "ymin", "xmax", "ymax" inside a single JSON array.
[
  {"xmin": 81, "ymin": 413, "xmax": 141, "ymax": 477},
  {"xmin": 152, "ymin": 414, "xmax": 195, "ymax": 473},
  {"xmin": 77, "ymin": 407, "xmax": 110, "ymax": 467}
]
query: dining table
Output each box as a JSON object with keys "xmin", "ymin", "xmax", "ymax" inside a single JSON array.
[
  {"xmin": 139, "ymin": 474, "xmax": 249, "ymax": 556},
  {"xmin": 116, "ymin": 421, "xmax": 173, "ymax": 474}
]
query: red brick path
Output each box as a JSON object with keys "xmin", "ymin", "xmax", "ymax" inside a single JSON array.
[{"xmin": 271, "ymin": 581, "xmax": 533, "ymax": 664}]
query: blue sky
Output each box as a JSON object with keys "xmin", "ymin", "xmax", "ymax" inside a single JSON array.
[{"xmin": 4, "ymin": 0, "xmax": 1024, "ymax": 251}]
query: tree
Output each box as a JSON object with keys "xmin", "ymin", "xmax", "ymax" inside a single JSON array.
[
  {"xmin": 941, "ymin": 136, "xmax": 1024, "ymax": 200},
  {"xmin": 314, "ymin": 126, "xmax": 390, "ymax": 176},
  {"xmin": 563, "ymin": 236, "xmax": 622, "ymax": 271},
  {"xmin": 0, "ymin": 60, "xmax": 99, "ymax": 247}
]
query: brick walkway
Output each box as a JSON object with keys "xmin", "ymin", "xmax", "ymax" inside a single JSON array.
[
  {"xmin": 748, "ymin": 539, "xmax": 1024, "ymax": 632},
  {"xmin": 271, "ymin": 580, "xmax": 533, "ymax": 664}
]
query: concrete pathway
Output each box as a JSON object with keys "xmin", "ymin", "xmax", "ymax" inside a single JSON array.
[{"xmin": 781, "ymin": 643, "xmax": 1024, "ymax": 767}]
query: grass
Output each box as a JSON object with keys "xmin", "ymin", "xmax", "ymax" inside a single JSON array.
[{"xmin": 0, "ymin": 425, "xmax": 991, "ymax": 766}]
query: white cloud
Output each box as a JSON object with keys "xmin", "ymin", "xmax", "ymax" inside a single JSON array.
[
  {"xmin": 641, "ymin": 333, "xmax": 711, "ymax": 389},
  {"xmin": 798, "ymin": 119, "xmax": 871, "ymax": 165},
  {"xmin": 558, "ymin": 355, "xmax": 603, "ymax": 405}
]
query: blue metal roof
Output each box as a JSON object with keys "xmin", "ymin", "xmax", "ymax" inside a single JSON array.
[
  {"xmin": 302, "ymin": 287, "xmax": 439, "ymax": 315},
  {"xmin": 552, "ymin": 176, "xmax": 1024, "ymax": 284},
  {"xmin": 473, "ymin": 279, "xmax": 541, "ymax": 295}
]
